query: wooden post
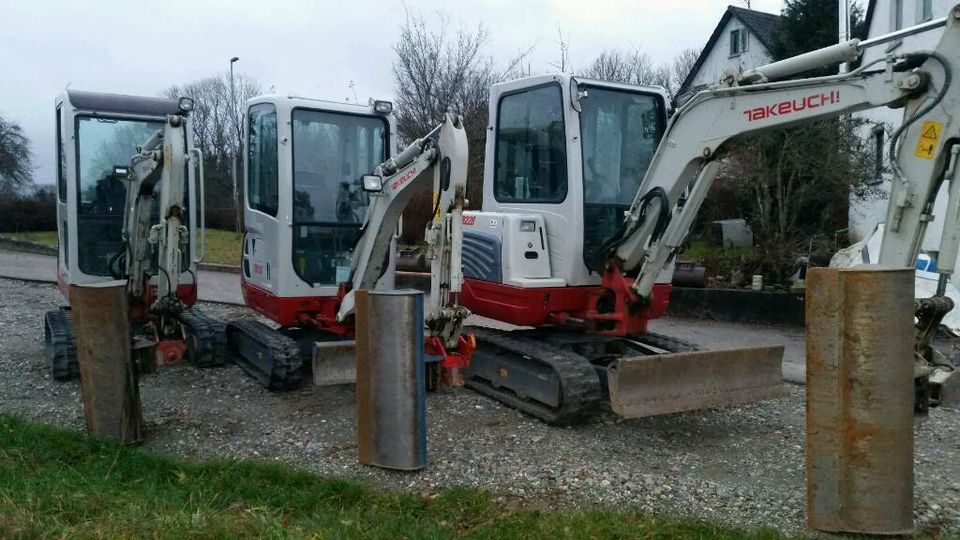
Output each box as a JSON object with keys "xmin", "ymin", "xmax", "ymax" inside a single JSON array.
[{"xmin": 69, "ymin": 282, "xmax": 143, "ymax": 444}]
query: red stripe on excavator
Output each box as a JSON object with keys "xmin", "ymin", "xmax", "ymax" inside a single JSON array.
[
  {"xmin": 461, "ymin": 278, "xmax": 671, "ymax": 334},
  {"xmin": 241, "ymin": 278, "xmax": 350, "ymax": 334}
]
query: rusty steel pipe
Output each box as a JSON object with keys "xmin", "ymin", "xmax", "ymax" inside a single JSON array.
[
  {"xmin": 355, "ymin": 289, "xmax": 427, "ymax": 470},
  {"xmin": 69, "ymin": 281, "xmax": 143, "ymax": 444},
  {"xmin": 806, "ymin": 266, "xmax": 914, "ymax": 534}
]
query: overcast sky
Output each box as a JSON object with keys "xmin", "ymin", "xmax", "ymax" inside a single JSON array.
[{"xmin": 1, "ymin": 0, "xmax": 785, "ymax": 185}]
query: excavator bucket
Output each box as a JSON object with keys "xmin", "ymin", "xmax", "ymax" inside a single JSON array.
[
  {"xmin": 312, "ymin": 340, "xmax": 356, "ymax": 386},
  {"xmin": 607, "ymin": 346, "xmax": 786, "ymax": 418}
]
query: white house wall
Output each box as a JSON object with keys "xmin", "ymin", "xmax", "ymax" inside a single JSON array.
[
  {"xmin": 686, "ymin": 18, "xmax": 773, "ymax": 91},
  {"xmin": 850, "ymin": 0, "xmax": 952, "ymax": 263}
]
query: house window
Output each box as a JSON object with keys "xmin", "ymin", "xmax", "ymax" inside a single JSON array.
[
  {"xmin": 729, "ymin": 29, "xmax": 748, "ymax": 56},
  {"xmin": 892, "ymin": 0, "xmax": 904, "ymax": 29},
  {"xmin": 872, "ymin": 125, "xmax": 885, "ymax": 184},
  {"xmin": 918, "ymin": 0, "xmax": 933, "ymax": 22}
]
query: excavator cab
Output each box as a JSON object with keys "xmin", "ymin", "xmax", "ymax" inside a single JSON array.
[
  {"xmin": 230, "ymin": 95, "xmax": 473, "ymax": 391},
  {"xmin": 462, "ymin": 75, "xmax": 676, "ymax": 331},
  {"xmin": 239, "ymin": 96, "xmax": 397, "ymax": 328},
  {"xmin": 45, "ymin": 90, "xmax": 222, "ymax": 381},
  {"xmin": 53, "ymin": 90, "xmax": 203, "ymax": 294},
  {"xmin": 231, "ymin": 95, "xmax": 399, "ymax": 389}
]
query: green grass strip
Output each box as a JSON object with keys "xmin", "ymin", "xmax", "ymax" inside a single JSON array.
[{"xmin": 0, "ymin": 416, "xmax": 791, "ymax": 539}]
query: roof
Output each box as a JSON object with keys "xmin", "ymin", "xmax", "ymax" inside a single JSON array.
[
  {"xmin": 65, "ymin": 90, "xmax": 182, "ymax": 117},
  {"xmin": 677, "ymin": 5, "xmax": 781, "ymax": 97},
  {"xmin": 730, "ymin": 6, "xmax": 781, "ymax": 49}
]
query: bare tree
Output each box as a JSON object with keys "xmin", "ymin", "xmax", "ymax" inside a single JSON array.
[
  {"xmin": 578, "ymin": 49, "xmax": 683, "ymax": 97},
  {"xmin": 163, "ymin": 73, "xmax": 261, "ymax": 229},
  {"xmin": 550, "ymin": 28, "xmax": 571, "ymax": 73},
  {"xmin": 0, "ymin": 116, "xmax": 33, "ymax": 191},
  {"xmin": 392, "ymin": 9, "xmax": 527, "ymax": 241},
  {"xmin": 719, "ymin": 117, "xmax": 882, "ymax": 283},
  {"xmin": 670, "ymin": 48, "xmax": 700, "ymax": 96},
  {"xmin": 164, "ymin": 73, "xmax": 260, "ymax": 161}
]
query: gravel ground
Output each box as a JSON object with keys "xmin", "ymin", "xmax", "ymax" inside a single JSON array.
[{"xmin": 1, "ymin": 277, "xmax": 958, "ymax": 536}]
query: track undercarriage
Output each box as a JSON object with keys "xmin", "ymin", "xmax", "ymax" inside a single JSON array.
[
  {"xmin": 43, "ymin": 306, "xmax": 227, "ymax": 380},
  {"xmin": 466, "ymin": 328, "xmax": 783, "ymax": 425}
]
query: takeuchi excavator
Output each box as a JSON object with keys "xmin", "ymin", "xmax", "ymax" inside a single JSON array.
[
  {"xmin": 44, "ymin": 90, "xmax": 224, "ymax": 379},
  {"xmin": 227, "ymin": 95, "xmax": 472, "ymax": 390},
  {"xmin": 461, "ymin": 9, "xmax": 960, "ymax": 424}
]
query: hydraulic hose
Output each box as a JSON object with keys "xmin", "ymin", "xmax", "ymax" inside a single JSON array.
[{"xmin": 596, "ymin": 186, "xmax": 672, "ymax": 269}]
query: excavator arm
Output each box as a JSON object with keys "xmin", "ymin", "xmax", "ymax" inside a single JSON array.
[
  {"xmin": 614, "ymin": 11, "xmax": 960, "ymax": 298},
  {"xmin": 119, "ymin": 114, "xmax": 192, "ymax": 317},
  {"xmin": 603, "ymin": 8, "xmax": 960, "ymax": 411},
  {"xmin": 336, "ymin": 112, "xmax": 471, "ymax": 349}
]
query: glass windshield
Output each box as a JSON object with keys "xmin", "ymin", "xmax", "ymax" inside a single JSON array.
[
  {"xmin": 291, "ymin": 108, "xmax": 388, "ymax": 285},
  {"xmin": 579, "ymin": 87, "xmax": 664, "ymax": 271},
  {"xmin": 76, "ymin": 116, "xmax": 164, "ymax": 276},
  {"xmin": 494, "ymin": 84, "xmax": 567, "ymax": 203}
]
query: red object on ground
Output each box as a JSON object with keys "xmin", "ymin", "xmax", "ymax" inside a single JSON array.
[{"xmin": 155, "ymin": 339, "xmax": 187, "ymax": 365}]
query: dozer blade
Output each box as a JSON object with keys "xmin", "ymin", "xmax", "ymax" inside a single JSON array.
[
  {"xmin": 312, "ymin": 340, "xmax": 356, "ymax": 386},
  {"xmin": 607, "ymin": 346, "xmax": 786, "ymax": 418}
]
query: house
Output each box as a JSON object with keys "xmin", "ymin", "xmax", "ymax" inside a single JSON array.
[
  {"xmin": 677, "ymin": 6, "xmax": 781, "ymax": 99},
  {"xmin": 847, "ymin": 0, "xmax": 950, "ymax": 257}
]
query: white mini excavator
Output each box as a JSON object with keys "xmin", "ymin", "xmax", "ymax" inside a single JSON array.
[
  {"xmin": 44, "ymin": 90, "xmax": 224, "ymax": 379},
  {"xmin": 226, "ymin": 95, "xmax": 472, "ymax": 390},
  {"xmin": 461, "ymin": 9, "xmax": 960, "ymax": 424}
]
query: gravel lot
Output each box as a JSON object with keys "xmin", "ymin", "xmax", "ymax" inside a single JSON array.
[{"xmin": 1, "ymin": 276, "xmax": 957, "ymax": 536}]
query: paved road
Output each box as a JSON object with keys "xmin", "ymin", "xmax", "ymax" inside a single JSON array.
[
  {"xmin": 0, "ymin": 248, "xmax": 243, "ymax": 304},
  {"xmin": 0, "ymin": 246, "xmax": 807, "ymax": 383}
]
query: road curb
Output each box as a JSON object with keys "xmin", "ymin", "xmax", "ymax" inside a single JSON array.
[
  {"xmin": 0, "ymin": 237, "xmax": 245, "ymax": 276},
  {"xmin": 0, "ymin": 236, "xmax": 57, "ymax": 256},
  {"xmin": 198, "ymin": 262, "xmax": 240, "ymax": 274}
]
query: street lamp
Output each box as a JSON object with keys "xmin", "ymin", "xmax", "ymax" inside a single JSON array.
[{"xmin": 229, "ymin": 56, "xmax": 240, "ymax": 233}]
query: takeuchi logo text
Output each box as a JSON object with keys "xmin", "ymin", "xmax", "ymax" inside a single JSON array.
[
  {"xmin": 390, "ymin": 168, "xmax": 418, "ymax": 191},
  {"xmin": 742, "ymin": 91, "xmax": 840, "ymax": 122}
]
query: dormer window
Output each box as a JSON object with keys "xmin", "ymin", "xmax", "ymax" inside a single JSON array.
[{"xmin": 729, "ymin": 28, "xmax": 748, "ymax": 56}]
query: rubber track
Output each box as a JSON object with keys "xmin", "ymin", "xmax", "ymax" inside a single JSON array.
[
  {"xmin": 44, "ymin": 309, "xmax": 77, "ymax": 381},
  {"xmin": 225, "ymin": 319, "xmax": 304, "ymax": 390},
  {"xmin": 178, "ymin": 309, "xmax": 228, "ymax": 368},
  {"xmin": 466, "ymin": 327, "xmax": 602, "ymax": 426}
]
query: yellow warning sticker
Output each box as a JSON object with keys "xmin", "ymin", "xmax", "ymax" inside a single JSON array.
[
  {"xmin": 432, "ymin": 191, "xmax": 441, "ymax": 220},
  {"xmin": 915, "ymin": 120, "xmax": 943, "ymax": 159}
]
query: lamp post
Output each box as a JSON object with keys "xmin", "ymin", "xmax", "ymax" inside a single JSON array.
[{"xmin": 229, "ymin": 56, "xmax": 240, "ymax": 233}]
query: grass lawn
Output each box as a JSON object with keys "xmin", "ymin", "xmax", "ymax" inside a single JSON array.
[
  {"xmin": 201, "ymin": 228, "xmax": 243, "ymax": 267},
  {"xmin": 2, "ymin": 229, "xmax": 243, "ymax": 267},
  {"xmin": 0, "ymin": 415, "xmax": 789, "ymax": 539},
  {"xmin": 2, "ymin": 230, "xmax": 58, "ymax": 248}
]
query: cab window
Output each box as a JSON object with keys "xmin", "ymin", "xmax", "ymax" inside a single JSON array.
[
  {"xmin": 247, "ymin": 103, "xmax": 279, "ymax": 216},
  {"xmin": 494, "ymin": 84, "xmax": 568, "ymax": 204}
]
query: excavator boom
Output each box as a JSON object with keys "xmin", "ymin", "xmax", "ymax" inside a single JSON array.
[{"xmin": 607, "ymin": 9, "xmax": 960, "ymax": 415}]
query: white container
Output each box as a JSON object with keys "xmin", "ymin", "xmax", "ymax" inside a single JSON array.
[{"xmin": 752, "ymin": 274, "xmax": 763, "ymax": 291}]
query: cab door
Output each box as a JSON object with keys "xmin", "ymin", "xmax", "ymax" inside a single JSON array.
[{"xmin": 243, "ymin": 102, "xmax": 280, "ymax": 292}]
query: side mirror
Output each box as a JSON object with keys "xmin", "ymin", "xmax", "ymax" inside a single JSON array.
[
  {"xmin": 361, "ymin": 174, "xmax": 383, "ymax": 192},
  {"xmin": 570, "ymin": 77, "xmax": 588, "ymax": 113}
]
